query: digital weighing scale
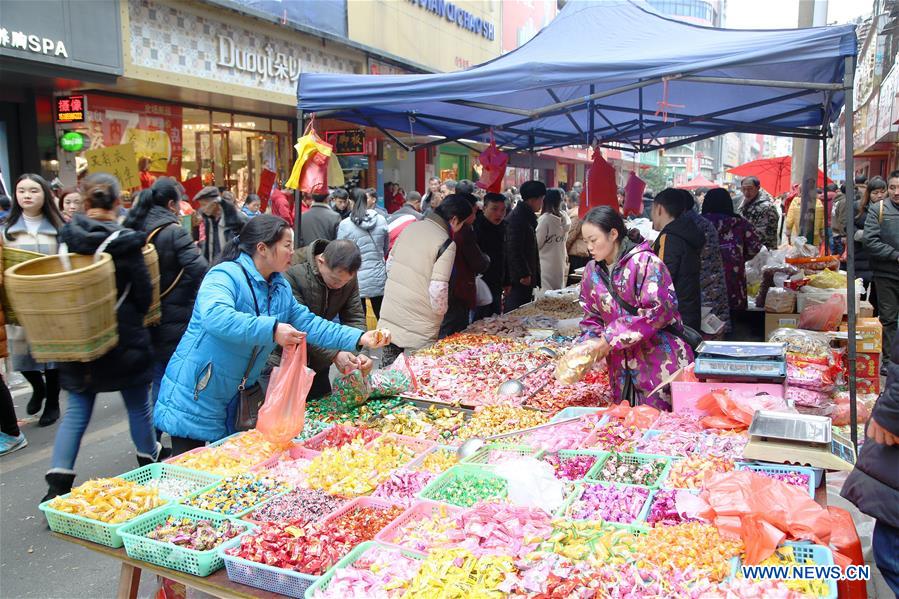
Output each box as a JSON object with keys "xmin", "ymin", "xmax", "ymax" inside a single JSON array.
[
  {"xmin": 693, "ymin": 341, "xmax": 787, "ymax": 382},
  {"xmin": 742, "ymin": 410, "xmax": 856, "ymax": 471}
]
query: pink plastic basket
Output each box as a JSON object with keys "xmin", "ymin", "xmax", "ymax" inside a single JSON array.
[
  {"xmin": 252, "ymin": 444, "xmax": 321, "ymax": 472},
  {"xmin": 318, "ymin": 497, "xmax": 405, "ymax": 537},
  {"xmin": 374, "ymin": 499, "xmax": 462, "ymax": 553}
]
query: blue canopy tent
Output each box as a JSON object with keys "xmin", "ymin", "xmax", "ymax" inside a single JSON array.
[{"xmin": 297, "ymin": 0, "xmax": 865, "ymax": 451}]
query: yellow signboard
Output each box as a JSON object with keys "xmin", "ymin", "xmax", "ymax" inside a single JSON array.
[
  {"xmin": 85, "ymin": 143, "xmax": 141, "ymax": 190},
  {"xmin": 348, "ymin": 0, "xmax": 500, "ymax": 73}
]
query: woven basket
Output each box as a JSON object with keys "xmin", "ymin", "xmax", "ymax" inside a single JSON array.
[
  {"xmin": 1, "ymin": 246, "xmax": 44, "ymax": 325},
  {"xmin": 5, "ymin": 253, "xmax": 118, "ymax": 362},
  {"xmin": 142, "ymin": 244, "xmax": 161, "ymax": 327}
]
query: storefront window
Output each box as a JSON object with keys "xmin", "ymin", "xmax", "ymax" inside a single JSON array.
[{"xmin": 181, "ymin": 107, "xmax": 210, "ymax": 182}]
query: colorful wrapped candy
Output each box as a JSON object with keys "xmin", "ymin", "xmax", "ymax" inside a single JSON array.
[
  {"xmin": 636, "ymin": 522, "xmax": 744, "ymax": 582},
  {"xmin": 411, "ymin": 448, "xmax": 458, "ymax": 474},
  {"xmin": 426, "ymin": 472, "xmax": 507, "ymax": 507},
  {"xmin": 585, "ymin": 421, "xmax": 640, "ymax": 453},
  {"xmin": 248, "ymin": 488, "xmax": 345, "ymax": 524},
  {"xmin": 540, "ymin": 519, "xmax": 640, "ymax": 564},
  {"xmin": 445, "ymin": 501, "xmax": 553, "ymax": 559},
  {"xmin": 371, "ymin": 469, "xmax": 435, "ymax": 506},
  {"xmin": 457, "ymin": 406, "xmax": 548, "ymax": 440},
  {"xmin": 377, "ymin": 503, "xmax": 459, "ymax": 553},
  {"xmin": 303, "ymin": 425, "xmax": 380, "ymax": 451},
  {"xmin": 645, "ymin": 489, "xmax": 701, "ymax": 527},
  {"xmin": 48, "ymin": 478, "xmax": 162, "ymax": 524},
  {"xmin": 568, "ymin": 482, "xmax": 650, "ymax": 524},
  {"xmin": 665, "ymin": 455, "xmax": 735, "ymax": 489},
  {"xmin": 595, "ymin": 453, "xmax": 668, "ymax": 486},
  {"xmin": 185, "ymin": 473, "xmax": 285, "ymax": 516},
  {"xmin": 401, "ymin": 548, "xmax": 515, "ymax": 597},
  {"xmin": 227, "ymin": 520, "xmax": 345, "ymax": 575},
  {"xmin": 309, "ymin": 545, "xmax": 421, "ymax": 598},
  {"xmin": 145, "ymin": 516, "xmax": 242, "ymax": 551},
  {"xmin": 541, "ymin": 452, "xmax": 599, "ymax": 481},
  {"xmin": 635, "ymin": 431, "xmax": 702, "ymax": 457},
  {"xmin": 317, "ymin": 503, "xmax": 405, "ymax": 548},
  {"xmin": 737, "ymin": 544, "xmax": 831, "ymax": 597},
  {"xmin": 305, "ymin": 439, "xmax": 412, "ymax": 497}
]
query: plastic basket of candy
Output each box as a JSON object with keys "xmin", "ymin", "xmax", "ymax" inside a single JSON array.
[
  {"xmin": 116, "ymin": 463, "xmax": 222, "ymax": 501},
  {"xmin": 118, "ymin": 504, "xmax": 253, "ymax": 576},
  {"xmin": 374, "ymin": 499, "xmax": 462, "ymax": 552},
  {"xmin": 558, "ymin": 481, "xmax": 653, "ymax": 525},
  {"xmin": 735, "ymin": 462, "xmax": 816, "ymax": 499},
  {"xmin": 730, "ymin": 542, "xmax": 837, "ymax": 598},
  {"xmin": 585, "ymin": 451, "xmax": 672, "ymax": 488},
  {"xmin": 460, "ymin": 443, "xmax": 543, "ymax": 466},
  {"xmin": 303, "ymin": 541, "xmax": 425, "ymax": 599},
  {"xmin": 417, "ymin": 464, "xmax": 509, "ymax": 508}
]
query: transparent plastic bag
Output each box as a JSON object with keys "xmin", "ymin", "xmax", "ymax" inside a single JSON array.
[
  {"xmin": 764, "ymin": 288, "xmax": 796, "ymax": 313},
  {"xmin": 257, "ymin": 342, "xmax": 314, "ymax": 445},
  {"xmin": 807, "ymin": 269, "xmax": 847, "ymax": 289},
  {"xmin": 768, "ymin": 328, "xmax": 833, "ymax": 359},
  {"xmin": 555, "ymin": 341, "xmax": 602, "ymax": 384},
  {"xmin": 327, "ymin": 370, "xmax": 373, "ymax": 409}
]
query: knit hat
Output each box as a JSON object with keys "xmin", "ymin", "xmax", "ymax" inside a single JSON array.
[{"xmin": 194, "ymin": 186, "xmax": 220, "ymax": 202}]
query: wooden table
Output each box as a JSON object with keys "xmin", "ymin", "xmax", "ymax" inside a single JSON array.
[{"xmin": 53, "ymin": 534, "xmax": 282, "ymax": 599}]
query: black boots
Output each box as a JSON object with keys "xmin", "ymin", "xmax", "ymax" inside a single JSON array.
[
  {"xmin": 136, "ymin": 442, "xmax": 170, "ymax": 467},
  {"xmin": 42, "ymin": 471, "xmax": 76, "ymax": 503},
  {"xmin": 22, "ymin": 369, "xmax": 60, "ymax": 427}
]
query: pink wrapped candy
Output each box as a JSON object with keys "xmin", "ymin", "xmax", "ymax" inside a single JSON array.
[
  {"xmin": 542, "ymin": 452, "xmax": 598, "ymax": 481},
  {"xmin": 585, "ymin": 421, "xmax": 640, "ymax": 453},
  {"xmin": 636, "ymin": 431, "xmax": 701, "ymax": 457},
  {"xmin": 371, "ymin": 469, "xmax": 435, "ymax": 506},
  {"xmin": 309, "ymin": 545, "xmax": 422, "ymax": 598},
  {"xmin": 447, "ymin": 501, "xmax": 553, "ymax": 559},
  {"xmin": 569, "ymin": 482, "xmax": 650, "ymax": 524},
  {"xmin": 650, "ymin": 411, "xmax": 705, "ymax": 433},
  {"xmin": 645, "ymin": 489, "xmax": 701, "ymax": 527}
]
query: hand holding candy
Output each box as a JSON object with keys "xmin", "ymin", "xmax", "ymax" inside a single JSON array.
[{"xmin": 360, "ymin": 329, "xmax": 391, "ymax": 349}]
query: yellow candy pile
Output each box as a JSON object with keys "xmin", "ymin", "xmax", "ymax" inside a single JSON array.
[
  {"xmin": 539, "ymin": 519, "xmax": 641, "ymax": 564},
  {"xmin": 636, "ymin": 522, "xmax": 744, "ymax": 583},
  {"xmin": 402, "ymin": 548, "xmax": 515, "ymax": 598},
  {"xmin": 458, "ymin": 406, "xmax": 549, "ymax": 440},
  {"xmin": 742, "ymin": 545, "xmax": 831, "ymax": 597},
  {"xmin": 48, "ymin": 478, "xmax": 162, "ymax": 524},
  {"xmin": 306, "ymin": 439, "xmax": 415, "ymax": 497},
  {"xmin": 413, "ymin": 448, "xmax": 458, "ymax": 474},
  {"xmin": 170, "ymin": 430, "xmax": 283, "ymax": 475}
]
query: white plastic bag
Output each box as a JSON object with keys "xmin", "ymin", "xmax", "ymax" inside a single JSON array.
[
  {"xmin": 475, "ymin": 275, "xmax": 493, "ymax": 307},
  {"xmin": 494, "ymin": 457, "xmax": 566, "ymax": 514}
]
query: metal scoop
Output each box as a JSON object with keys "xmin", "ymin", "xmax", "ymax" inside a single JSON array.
[
  {"xmin": 456, "ymin": 415, "xmax": 585, "ymax": 459},
  {"xmin": 496, "ymin": 347, "xmax": 559, "ymax": 396}
]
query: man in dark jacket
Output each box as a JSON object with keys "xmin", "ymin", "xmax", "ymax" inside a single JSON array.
[
  {"xmin": 473, "ymin": 192, "xmax": 508, "ymax": 320},
  {"xmin": 651, "ymin": 188, "xmax": 706, "ymax": 331},
  {"xmin": 264, "ymin": 239, "xmax": 370, "ymax": 399},
  {"xmin": 505, "ymin": 180, "xmax": 545, "ymax": 311},
  {"xmin": 440, "ymin": 184, "xmax": 490, "ymax": 337},
  {"xmin": 387, "ymin": 191, "xmax": 423, "ymax": 251},
  {"xmin": 301, "ymin": 191, "xmax": 341, "ymax": 246},
  {"xmin": 331, "ymin": 188, "xmax": 351, "ymax": 220},
  {"xmin": 194, "ymin": 186, "xmax": 245, "ymax": 264},
  {"xmin": 864, "ymin": 170, "xmax": 899, "ymax": 367},
  {"xmin": 841, "ymin": 327, "xmax": 899, "ymax": 596}
]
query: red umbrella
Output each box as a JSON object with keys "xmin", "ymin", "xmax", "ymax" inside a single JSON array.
[
  {"xmin": 727, "ymin": 156, "xmax": 830, "ymax": 196},
  {"xmin": 678, "ymin": 175, "xmax": 719, "ymax": 190}
]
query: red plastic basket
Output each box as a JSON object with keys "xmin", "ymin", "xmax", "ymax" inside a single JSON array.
[{"xmin": 374, "ymin": 499, "xmax": 462, "ymax": 553}]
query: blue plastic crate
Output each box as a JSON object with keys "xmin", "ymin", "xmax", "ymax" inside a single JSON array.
[
  {"xmin": 731, "ymin": 542, "xmax": 836, "ymax": 598},
  {"xmin": 221, "ymin": 550, "xmax": 318, "ymax": 598},
  {"xmin": 736, "ymin": 462, "xmax": 816, "ymax": 498}
]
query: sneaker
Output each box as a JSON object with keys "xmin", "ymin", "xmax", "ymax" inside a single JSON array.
[{"xmin": 0, "ymin": 433, "xmax": 28, "ymax": 457}]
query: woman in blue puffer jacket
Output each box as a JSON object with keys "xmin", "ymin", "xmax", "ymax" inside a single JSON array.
[
  {"xmin": 337, "ymin": 189, "xmax": 389, "ymax": 319},
  {"xmin": 154, "ymin": 215, "xmax": 390, "ymax": 454}
]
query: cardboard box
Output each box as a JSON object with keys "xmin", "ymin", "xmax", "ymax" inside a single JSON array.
[
  {"xmin": 765, "ymin": 313, "xmax": 801, "ymax": 340},
  {"xmin": 856, "ymin": 376, "xmax": 881, "ymax": 395},
  {"xmin": 662, "ymin": 368, "xmax": 787, "ymax": 416},
  {"xmin": 839, "ymin": 318, "xmax": 883, "ymax": 354},
  {"xmin": 849, "ymin": 352, "xmax": 881, "ymax": 379}
]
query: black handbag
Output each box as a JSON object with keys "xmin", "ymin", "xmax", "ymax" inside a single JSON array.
[
  {"xmin": 596, "ymin": 267, "xmax": 703, "ymax": 352},
  {"xmin": 234, "ymin": 265, "xmax": 265, "ymax": 431}
]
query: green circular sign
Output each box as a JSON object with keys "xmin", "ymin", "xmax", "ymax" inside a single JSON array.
[{"xmin": 59, "ymin": 131, "xmax": 84, "ymax": 152}]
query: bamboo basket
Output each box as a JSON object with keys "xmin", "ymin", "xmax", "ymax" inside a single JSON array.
[
  {"xmin": 5, "ymin": 253, "xmax": 118, "ymax": 362},
  {"xmin": 1, "ymin": 246, "xmax": 44, "ymax": 325},
  {"xmin": 142, "ymin": 244, "xmax": 161, "ymax": 327}
]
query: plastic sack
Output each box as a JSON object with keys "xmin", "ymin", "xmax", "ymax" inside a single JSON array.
[
  {"xmin": 369, "ymin": 369, "xmax": 411, "ymax": 399},
  {"xmin": 768, "ymin": 328, "xmax": 832, "ymax": 359},
  {"xmin": 798, "ymin": 293, "xmax": 845, "ymax": 331},
  {"xmin": 696, "ymin": 470, "xmax": 832, "ymax": 564},
  {"xmin": 756, "ymin": 264, "xmax": 800, "ymax": 308},
  {"xmin": 298, "ymin": 146, "xmax": 332, "ymax": 194},
  {"xmin": 697, "ymin": 390, "xmax": 789, "ymax": 430},
  {"xmin": 601, "ymin": 402, "xmax": 660, "ymax": 430},
  {"xmin": 257, "ymin": 342, "xmax": 314, "ymax": 445},
  {"xmin": 622, "ymin": 171, "xmax": 646, "ymax": 217},
  {"xmin": 326, "ymin": 370, "xmax": 373, "ymax": 410},
  {"xmin": 808, "ymin": 268, "xmax": 847, "ymax": 289},
  {"xmin": 494, "ymin": 456, "xmax": 566, "ymax": 514},
  {"xmin": 785, "ymin": 386, "xmax": 831, "ymax": 409},
  {"xmin": 764, "ymin": 287, "xmax": 796, "ymax": 313},
  {"xmin": 830, "ymin": 392, "xmax": 874, "ymax": 426},
  {"xmin": 386, "ymin": 352, "xmax": 419, "ymax": 392},
  {"xmin": 475, "ymin": 133, "xmax": 508, "ymax": 193},
  {"xmin": 475, "ymin": 275, "xmax": 493, "ymax": 307},
  {"xmin": 555, "ymin": 341, "xmax": 602, "ymax": 384},
  {"xmin": 786, "ymin": 356, "xmax": 838, "ymax": 393}
]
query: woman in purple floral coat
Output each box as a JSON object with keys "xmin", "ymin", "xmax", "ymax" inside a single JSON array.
[
  {"xmin": 701, "ymin": 188, "xmax": 763, "ymax": 311},
  {"xmin": 577, "ymin": 207, "xmax": 694, "ymax": 410}
]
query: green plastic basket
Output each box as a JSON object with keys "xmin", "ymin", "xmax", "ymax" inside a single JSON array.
[
  {"xmin": 118, "ymin": 505, "xmax": 254, "ymax": 577},
  {"xmin": 406, "ymin": 445, "xmax": 459, "ymax": 474},
  {"xmin": 116, "ymin": 463, "xmax": 223, "ymax": 502},
  {"xmin": 460, "ymin": 443, "xmax": 543, "ymax": 466},
  {"xmin": 585, "ymin": 451, "xmax": 672, "ymax": 488},
  {"xmin": 39, "ymin": 496, "xmax": 170, "ymax": 548},
  {"xmin": 418, "ymin": 464, "xmax": 508, "ymax": 507},
  {"xmin": 303, "ymin": 541, "xmax": 425, "ymax": 599}
]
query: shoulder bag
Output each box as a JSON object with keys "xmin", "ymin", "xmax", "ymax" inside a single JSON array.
[
  {"xmin": 234, "ymin": 263, "xmax": 266, "ymax": 431},
  {"xmin": 147, "ymin": 223, "xmax": 185, "ymax": 300}
]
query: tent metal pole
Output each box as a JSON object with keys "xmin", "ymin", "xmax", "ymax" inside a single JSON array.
[
  {"xmin": 823, "ymin": 134, "xmax": 832, "ymax": 253},
  {"xmin": 589, "ymin": 84, "xmax": 595, "ymax": 147},
  {"xmin": 638, "ymin": 85, "xmax": 644, "ymax": 150},
  {"xmin": 547, "ymin": 89, "xmax": 586, "ymax": 136},
  {"xmin": 842, "ymin": 55, "xmax": 859, "ymax": 453},
  {"xmin": 679, "ymin": 75, "xmax": 844, "ymax": 91}
]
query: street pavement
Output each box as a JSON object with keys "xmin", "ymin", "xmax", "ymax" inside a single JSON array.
[
  {"xmin": 0, "ymin": 377, "xmax": 894, "ymax": 598},
  {"xmin": 0, "ymin": 381, "xmax": 159, "ymax": 599}
]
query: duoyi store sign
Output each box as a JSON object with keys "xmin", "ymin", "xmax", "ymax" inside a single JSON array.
[
  {"xmin": 409, "ymin": 0, "xmax": 496, "ymax": 40},
  {"xmin": 216, "ymin": 35, "xmax": 301, "ymax": 82}
]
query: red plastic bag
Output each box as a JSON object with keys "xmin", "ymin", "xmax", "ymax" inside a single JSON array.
[
  {"xmin": 299, "ymin": 147, "xmax": 331, "ymax": 195},
  {"xmin": 257, "ymin": 342, "xmax": 314, "ymax": 445},
  {"xmin": 582, "ymin": 151, "xmax": 619, "ymax": 218},
  {"xmin": 602, "ymin": 402, "xmax": 660, "ymax": 429},
  {"xmin": 476, "ymin": 132, "xmax": 508, "ymax": 193},
  {"xmin": 697, "ymin": 390, "xmax": 788, "ymax": 431},
  {"xmin": 622, "ymin": 171, "xmax": 646, "ymax": 217},
  {"xmin": 798, "ymin": 294, "xmax": 845, "ymax": 331},
  {"xmin": 696, "ymin": 470, "xmax": 833, "ymax": 564}
]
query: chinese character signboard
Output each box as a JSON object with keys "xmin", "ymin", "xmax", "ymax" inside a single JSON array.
[
  {"xmin": 85, "ymin": 143, "xmax": 141, "ymax": 189},
  {"xmin": 325, "ymin": 130, "xmax": 366, "ymax": 155},
  {"xmin": 56, "ymin": 95, "xmax": 85, "ymax": 124}
]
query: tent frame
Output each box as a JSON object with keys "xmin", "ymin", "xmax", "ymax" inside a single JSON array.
[{"xmin": 294, "ymin": 57, "xmax": 861, "ymax": 453}]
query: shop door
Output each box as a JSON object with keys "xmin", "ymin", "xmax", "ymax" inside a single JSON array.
[
  {"xmin": 195, "ymin": 129, "xmax": 229, "ymax": 187},
  {"xmin": 245, "ymin": 133, "xmax": 283, "ymax": 198}
]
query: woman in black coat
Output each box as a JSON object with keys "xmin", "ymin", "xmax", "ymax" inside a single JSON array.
[
  {"xmin": 125, "ymin": 179, "xmax": 209, "ymax": 405},
  {"xmin": 44, "ymin": 174, "xmax": 161, "ymax": 501}
]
